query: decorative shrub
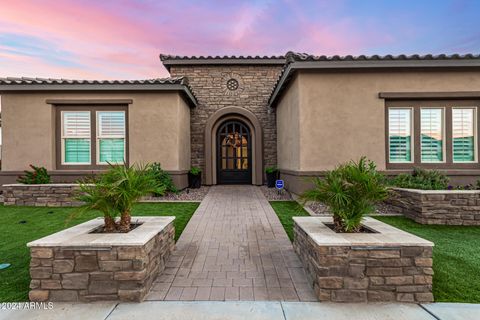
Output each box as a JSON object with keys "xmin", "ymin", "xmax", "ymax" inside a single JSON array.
[
  {"xmin": 77, "ymin": 163, "xmax": 166, "ymax": 232},
  {"xmin": 17, "ymin": 165, "xmax": 51, "ymax": 184},
  {"xmin": 390, "ymin": 168, "xmax": 449, "ymax": 190},
  {"xmin": 150, "ymin": 162, "xmax": 177, "ymax": 194},
  {"xmin": 301, "ymin": 157, "xmax": 388, "ymax": 233},
  {"xmin": 189, "ymin": 166, "xmax": 202, "ymax": 175},
  {"xmin": 265, "ymin": 166, "xmax": 278, "ymax": 174}
]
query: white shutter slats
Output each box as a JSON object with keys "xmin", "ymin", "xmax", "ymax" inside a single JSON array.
[
  {"xmin": 63, "ymin": 112, "xmax": 90, "ymax": 137},
  {"xmin": 97, "ymin": 111, "xmax": 126, "ymax": 164},
  {"xmin": 453, "ymin": 108, "xmax": 475, "ymax": 162},
  {"xmin": 388, "ymin": 108, "xmax": 412, "ymax": 162},
  {"xmin": 98, "ymin": 112, "xmax": 125, "ymax": 137}
]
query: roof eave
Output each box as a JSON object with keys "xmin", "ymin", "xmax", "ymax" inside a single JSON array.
[
  {"xmin": 268, "ymin": 60, "xmax": 480, "ymax": 107},
  {"xmin": 0, "ymin": 83, "xmax": 198, "ymax": 108},
  {"xmin": 161, "ymin": 57, "xmax": 286, "ymax": 71}
]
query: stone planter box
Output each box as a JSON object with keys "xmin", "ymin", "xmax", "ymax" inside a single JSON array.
[
  {"xmin": 293, "ymin": 217, "xmax": 434, "ymax": 303},
  {"xmin": 386, "ymin": 188, "xmax": 480, "ymax": 225},
  {"xmin": 27, "ymin": 216, "xmax": 175, "ymax": 302},
  {"xmin": 2, "ymin": 183, "xmax": 85, "ymax": 207}
]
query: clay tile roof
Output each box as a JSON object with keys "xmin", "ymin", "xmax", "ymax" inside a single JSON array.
[
  {"xmin": 285, "ymin": 51, "xmax": 480, "ymax": 63},
  {"xmin": 159, "ymin": 54, "xmax": 286, "ymax": 71},
  {"xmin": 268, "ymin": 51, "xmax": 480, "ymax": 107},
  {"xmin": 160, "ymin": 54, "xmax": 285, "ymax": 61},
  {"xmin": 0, "ymin": 76, "xmax": 188, "ymax": 86},
  {"xmin": 0, "ymin": 76, "xmax": 197, "ymax": 107}
]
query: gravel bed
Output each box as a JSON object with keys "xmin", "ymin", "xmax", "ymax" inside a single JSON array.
[
  {"xmin": 259, "ymin": 185, "xmax": 293, "ymax": 200},
  {"xmin": 307, "ymin": 201, "xmax": 403, "ymax": 216},
  {"xmin": 142, "ymin": 186, "xmax": 210, "ymax": 202}
]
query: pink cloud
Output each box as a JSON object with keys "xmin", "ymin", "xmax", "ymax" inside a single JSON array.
[{"xmin": 1, "ymin": 0, "xmax": 469, "ymax": 79}]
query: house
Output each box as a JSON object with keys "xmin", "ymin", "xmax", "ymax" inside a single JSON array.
[{"xmin": 1, "ymin": 52, "xmax": 480, "ymax": 193}]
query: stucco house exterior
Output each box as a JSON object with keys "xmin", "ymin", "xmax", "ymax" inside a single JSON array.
[{"xmin": 1, "ymin": 52, "xmax": 480, "ymax": 193}]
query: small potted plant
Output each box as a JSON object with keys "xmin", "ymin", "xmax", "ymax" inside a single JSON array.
[
  {"xmin": 265, "ymin": 166, "xmax": 279, "ymax": 188},
  {"xmin": 188, "ymin": 166, "xmax": 202, "ymax": 189}
]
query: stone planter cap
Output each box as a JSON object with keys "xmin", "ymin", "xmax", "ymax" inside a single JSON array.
[
  {"xmin": 27, "ymin": 216, "xmax": 175, "ymax": 248},
  {"xmin": 3, "ymin": 183, "xmax": 90, "ymax": 187},
  {"xmin": 293, "ymin": 216, "xmax": 434, "ymax": 247},
  {"xmin": 390, "ymin": 187, "xmax": 480, "ymax": 194}
]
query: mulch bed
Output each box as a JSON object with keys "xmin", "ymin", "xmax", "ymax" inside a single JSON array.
[
  {"xmin": 307, "ymin": 201, "xmax": 402, "ymax": 216},
  {"xmin": 142, "ymin": 186, "xmax": 210, "ymax": 202},
  {"xmin": 259, "ymin": 185, "xmax": 293, "ymax": 200}
]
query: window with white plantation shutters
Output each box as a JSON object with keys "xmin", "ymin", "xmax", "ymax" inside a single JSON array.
[
  {"xmin": 62, "ymin": 111, "xmax": 91, "ymax": 164},
  {"xmin": 453, "ymin": 108, "xmax": 476, "ymax": 162},
  {"xmin": 97, "ymin": 111, "xmax": 125, "ymax": 164},
  {"xmin": 388, "ymin": 108, "xmax": 412, "ymax": 163},
  {"xmin": 421, "ymin": 108, "xmax": 444, "ymax": 163}
]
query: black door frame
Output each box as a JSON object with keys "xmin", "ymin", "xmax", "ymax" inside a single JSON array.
[{"xmin": 216, "ymin": 120, "xmax": 252, "ymax": 184}]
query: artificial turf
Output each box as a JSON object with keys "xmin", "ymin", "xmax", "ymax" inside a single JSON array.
[
  {"xmin": 269, "ymin": 201, "xmax": 310, "ymax": 241},
  {"xmin": 374, "ymin": 216, "xmax": 480, "ymax": 303},
  {"xmin": 0, "ymin": 202, "xmax": 199, "ymax": 302}
]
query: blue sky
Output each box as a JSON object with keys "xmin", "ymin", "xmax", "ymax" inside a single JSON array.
[{"xmin": 0, "ymin": 0, "xmax": 479, "ymax": 79}]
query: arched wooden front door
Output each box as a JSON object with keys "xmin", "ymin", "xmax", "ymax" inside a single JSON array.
[{"xmin": 216, "ymin": 120, "xmax": 252, "ymax": 184}]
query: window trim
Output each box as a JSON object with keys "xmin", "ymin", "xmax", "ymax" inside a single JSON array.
[
  {"xmin": 55, "ymin": 105, "xmax": 128, "ymax": 170},
  {"xmin": 96, "ymin": 110, "xmax": 126, "ymax": 165},
  {"xmin": 419, "ymin": 107, "xmax": 446, "ymax": 164},
  {"xmin": 387, "ymin": 107, "xmax": 414, "ymax": 164},
  {"xmin": 60, "ymin": 111, "xmax": 92, "ymax": 165},
  {"xmin": 452, "ymin": 107, "xmax": 477, "ymax": 164},
  {"xmin": 385, "ymin": 100, "xmax": 480, "ymax": 170}
]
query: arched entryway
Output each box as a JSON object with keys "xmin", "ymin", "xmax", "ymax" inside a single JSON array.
[
  {"xmin": 216, "ymin": 120, "xmax": 252, "ymax": 184},
  {"xmin": 205, "ymin": 107, "xmax": 263, "ymax": 185}
]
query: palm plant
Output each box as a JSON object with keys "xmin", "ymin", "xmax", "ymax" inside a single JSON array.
[
  {"xmin": 77, "ymin": 163, "xmax": 166, "ymax": 232},
  {"xmin": 300, "ymin": 157, "xmax": 388, "ymax": 232}
]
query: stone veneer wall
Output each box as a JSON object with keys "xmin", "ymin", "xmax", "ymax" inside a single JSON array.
[
  {"xmin": 29, "ymin": 221, "xmax": 174, "ymax": 302},
  {"xmin": 2, "ymin": 184, "xmax": 84, "ymax": 207},
  {"xmin": 169, "ymin": 65, "xmax": 283, "ymax": 182},
  {"xmin": 293, "ymin": 224, "xmax": 434, "ymax": 303},
  {"xmin": 387, "ymin": 188, "xmax": 480, "ymax": 225}
]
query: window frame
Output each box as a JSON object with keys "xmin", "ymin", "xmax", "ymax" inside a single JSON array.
[
  {"xmin": 55, "ymin": 105, "xmax": 128, "ymax": 170},
  {"xmin": 96, "ymin": 110, "xmax": 127, "ymax": 165},
  {"xmin": 60, "ymin": 110, "xmax": 92, "ymax": 165},
  {"xmin": 387, "ymin": 107, "xmax": 414, "ymax": 164},
  {"xmin": 385, "ymin": 100, "xmax": 480, "ymax": 170},
  {"xmin": 452, "ymin": 107, "xmax": 477, "ymax": 163},
  {"xmin": 419, "ymin": 107, "xmax": 446, "ymax": 164}
]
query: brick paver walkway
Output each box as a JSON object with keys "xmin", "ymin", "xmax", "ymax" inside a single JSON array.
[{"xmin": 145, "ymin": 185, "xmax": 317, "ymax": 301}]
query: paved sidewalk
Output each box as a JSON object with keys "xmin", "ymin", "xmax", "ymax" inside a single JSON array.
[
  {"xmin": 146, "ymin": 185, "xmax": 317, "ymax": 301},
  {"xmin": 2, "ymin": 302, "xmax": 480, "ymax": 320}
]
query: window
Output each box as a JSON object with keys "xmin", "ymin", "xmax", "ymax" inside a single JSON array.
[
  {"xmin": 57, "ymin": 107, "xmax": 127, "ymax": 168},
  {"xmin": 420, "ymin": 108, "xmax": 444, "ymax": 163},
  {"xmin": 386, "ymin": 103, "xmax": 478, "ymax": 169},
  {"xmin": 453, "ymin": 108, "xmax": 476, "ymax": 162},
  {"xmin": 61, "ymin": 111, "xmax": 91, "ymax": 164},
  {"xmin": 388, "ymin": 108, "xmax": 412, "ymax": 163},
  {"xmin": 97, "ymin": 111, "xmax": 126, "ymax": 164}
]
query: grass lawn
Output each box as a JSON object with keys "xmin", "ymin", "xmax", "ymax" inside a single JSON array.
[
  {"xmin": 375, "ymin": 216, "xmax": 480, "ymax": 303},
  {"xmin": 0, "ymin": 202, "xmax": 199, "ymax": 302},
  {"xmin": 269, "ymin": 201, "xmax": 310, "ymax": 241}
]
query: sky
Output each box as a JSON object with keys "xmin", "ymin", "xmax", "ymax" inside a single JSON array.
[{"xmin": 0, "ymin": 0, "xmax": 479, "ymax": 79}]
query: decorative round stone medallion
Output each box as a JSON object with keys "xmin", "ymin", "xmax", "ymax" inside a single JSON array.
[
  {"xmin": 226, "ymin": 79, "xmax": 239, "ymax": 91},
  {"xmin": 221, "ymin": 73, "xmax": 244, "ymax": 96}
]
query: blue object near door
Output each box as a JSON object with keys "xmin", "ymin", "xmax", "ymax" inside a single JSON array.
[{"xmin": 275, "ymin": 179, "xmax": 284, "ymax": 190}]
